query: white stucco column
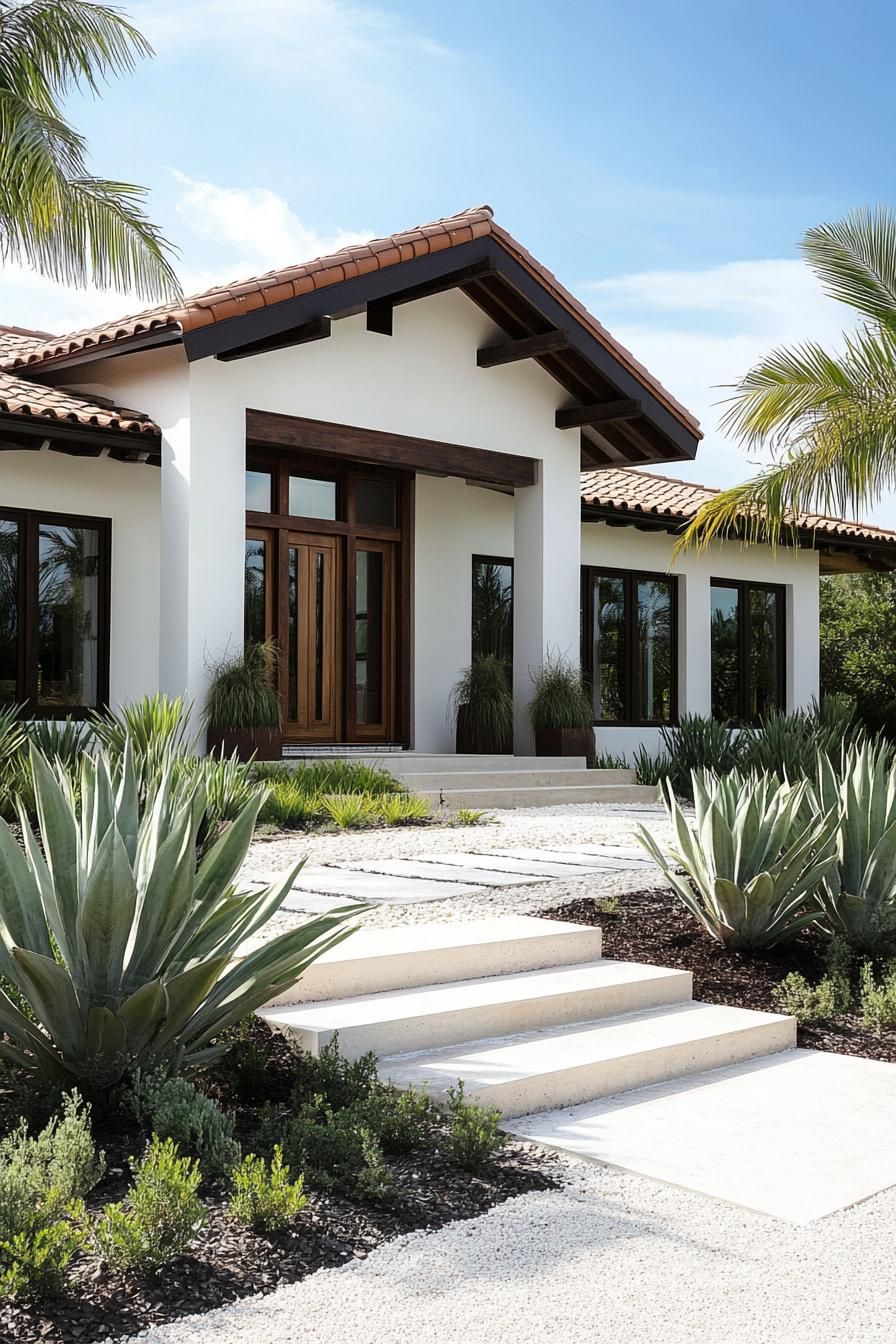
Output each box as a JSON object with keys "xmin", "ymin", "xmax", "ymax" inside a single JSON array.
[
  {"xmin": 158, "ymin": 362, "xmax": 246, "ymax": 721},
  {"xmin": 512, "ymin": 449, "xmax": 582, "ymax": 754},
  {"xmin": 677, "ymin": 570, "xmax": 712, "ymax": 715}
]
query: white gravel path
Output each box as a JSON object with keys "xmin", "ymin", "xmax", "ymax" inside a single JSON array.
[
  {"xmin": 243, "ymin": 802, "xmax": 675, "ymax": 935},
  {"xmin": 121, "ymin": 1154, "xmax": 896, "ymax": 1344}
]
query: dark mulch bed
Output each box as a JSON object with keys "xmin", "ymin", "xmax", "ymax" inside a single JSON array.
[
  {"xmin": 0, "ymin": 1020, "xmax": 559, "ymax": 1344},
  {"xmin": 540, "ymin": 887, "xmax": 896, "ymax": 1064},
  {"xmin": 2, "ymin": 1149, "xmax": 554, "ymax": 1344}
]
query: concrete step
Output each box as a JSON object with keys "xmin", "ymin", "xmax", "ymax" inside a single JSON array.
[
  {"xmin": 259, "ymin": 959, "xmax": 693, "ymax": 1059},
  {"xmin": 263, "ymin": 915, "xmax": 604, "ymax": 1005},
  {"xmin": 379, "ymin": 1001, "xmax": 796, "ymax": 1118},
  {"xmin": 388, "ymin": 768, "xmax": 636, "ymax": 790},
  {"xmin": 295, "ymin": 754, "xmax": 590, "ymax": 774},
  {"xmin": 418, "ymin": 784, "xmax": 659, "ymax": 809}
]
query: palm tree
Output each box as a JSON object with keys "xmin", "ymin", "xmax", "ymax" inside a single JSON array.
[
  {"xmin": 678, "ymin": 207, "xmax": 896, "ymax": 552},
  {"xmin": 0, "ymin": 0, "xmax": 181, "ymax": 302}
]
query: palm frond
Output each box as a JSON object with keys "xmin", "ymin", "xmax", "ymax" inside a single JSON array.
[
  {"xmin": 0, "ymin": 0, "xmax": 181, "ymax": 302},
  {"xmin": 801, "ymin": 206, "xmax": 896, "ymax": 331}
]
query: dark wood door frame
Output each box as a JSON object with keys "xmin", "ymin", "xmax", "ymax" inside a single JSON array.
[{"xmin": 246, "ymin": 449, "xmax": 412, "ymax": 746}]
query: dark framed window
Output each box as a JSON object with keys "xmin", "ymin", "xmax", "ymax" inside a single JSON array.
[
  {"xmin": 581, "ymin": 566, "xmax": 677, "ymax": 726},
  {"xmin": 471, "ymin": 555, "xmax": 513, "ymax": 685},
  {"xmin": 711, "ymin": 579, "xmax": 785, "ymax": 724},
  {"xmin": 0, "ymin": 508, "xmax": 111, "ymax": 718}
]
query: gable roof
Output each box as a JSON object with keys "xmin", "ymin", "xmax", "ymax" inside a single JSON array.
[
  {"xmin": 581, "ymin": 466, "xmax": 896, "ymax": 568},
  {"xmin": 0, "ymin": 206, "xmax": 700, "ymax": 467}
]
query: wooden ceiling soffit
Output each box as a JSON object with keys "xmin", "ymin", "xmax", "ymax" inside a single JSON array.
[
  {"xmin": 215, "ymin": 315, "xmax": 331, "ymax": 362},
  {"xmin": 245, "ymin": 409, "xmax": 537, "ymax": 488}
]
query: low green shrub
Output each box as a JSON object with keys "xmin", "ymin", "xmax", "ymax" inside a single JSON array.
[
  {"xmin": 278, "ymin": 1094, "xmax": 369, "ymax": 1191},
  {"xmin": 375, "ymin": 792, "xmax": 431, "ymax": 825},
  {"xmin": 227, "ymin": 1146, "xmax": 307, "ymax": 1232},
  {"xmin": 660, "ymin": 714, "xmax": 743, "ymax": 798},
  {"xmin": 177, "ymin": 750, "xmax": 262, "ymax": 835},
  {"xmin": 859, "ymin": 960, "xmax": 896, "ymax": 1036},
  {"xmin": 127, "ymin": 1071, "xmax": 240, "ymax": 1180},
  {"xmin": 0, "ymin": 1216, "xmax": 86, "ymax": 1302},
  {"xmin": 357, "ymin": 1085, "xmax": 437, "ymax": 1154},
  {"xmin": 591, "ymin": 750, "xmax": 628, "ymax": 770},
  {"xmin": 640, "ymin": 770, "xmax": 839, "ymax": 951},
  {"xmin": 292, "ymin": 1038, "xmax": 380, "ymax": 1112},
  {"xmin": 595, "ymin": 894, "xmax": 620, "ymax": 915},
  {"xmin": 258, "ymin": 775, "xmax": 322, "ymax": 827},
  {"xmin": 772, "ymin": 972, "xmax": 841, "ymax": 1024},
  {"xmin": 321, "ymin": 792, "xmax": 374, "ymax": 829},
  {"xmin": 94, "ymin": 1137, "xmax": 204, "ymax": 1277},
  {"xmin": 453, "ymin": 808, "xmax": 494, "ymax": 826},
  {"xmin": 355, "ymin": 1128, "xmax": 395, "ymax": 1204},
  {"xmin": 444, "ymin": 1080, "xmax": 505, "ymax": 1172},
  {"xmin": 632, "ymin": 744, "xmax": 674, "ymax": 788},
  {"xmin": 0, "ymin": 1093, "xmax": 102, "ymax": 1301}
]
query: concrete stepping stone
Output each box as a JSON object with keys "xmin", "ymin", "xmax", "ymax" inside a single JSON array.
[
  {"xmin": 346, "ymin": 856, "xmax": 542, "ymax": 887},
  {"xmin": 499, "ymin": 846, "xmax": 649, "ymax": 870},
  {"xmin": 505, "ymin": 1048, "xmax": 896, "ymax": 1223},
  {"xmin": 288, "ymin": 865, "xmax": 486, "ymax": 904},
  {"xmin": 467, "ymin": 849, "xmax": 623, "ymax": 878}
]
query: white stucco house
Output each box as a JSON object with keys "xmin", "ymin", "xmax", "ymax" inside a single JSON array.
[{"xmin": 2, "ymin": 205, "xmax": 894, "ymax": 761}]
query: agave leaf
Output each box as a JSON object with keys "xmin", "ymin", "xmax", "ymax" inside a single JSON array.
[
  {"xmin": 29, "ymin": 747, "xmax": 82, "ymax": 964},
  {"xmin": 153, "ymin": 957, "xmax": 231, "ymax": 1049},
  {"xmin": 0, "ymin": 817, "xmax": 53, "ymax": 966},
  {"xmin": 78, "ymin": 821, "xmax": 137, "ymax": 1000},
  {"xmin": 85, "ymin": 1005, "xmax": 128, "ymax": 1071},
  {"xmin": 124, "ymin": 794, "xmax": 203, "ymax": 985},
  {"xmin": 192, "ymin": 792, "xmax": 264, "ymax": 908},
  {"xmin": 118, "ymin": 977, "xmax": 168, "ymax": 1057},
  {"xmin": 11, "ymin": 949, "xmax": 84, "ymax": 1058}
]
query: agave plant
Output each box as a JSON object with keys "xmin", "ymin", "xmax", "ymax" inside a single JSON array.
[
  {"xmin": 90, "ymin": 694, "xmax": 196, "ymax": 796},
  {"xmin": 0, "ymin": 744, "xmax": 361, "ymax": 1087},
  {"xmin": 638, "ymin": 770, "xmax": 839, "ymax": 950},
  {"xmin": 659, "ymin": 714, "xmax": 744, "ymax": 799},
  {"xmin": 811, "ymin": 742, "xmax": 896, "ymax": 952}
]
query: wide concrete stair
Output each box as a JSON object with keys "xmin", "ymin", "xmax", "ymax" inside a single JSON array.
[
  {"xmin": 292, "ymin": 752, "xmax": 658, "ymax": 810},
  {"xmin": 259, "ymin": 916, "xmax": 796, "ymax": 1120}
]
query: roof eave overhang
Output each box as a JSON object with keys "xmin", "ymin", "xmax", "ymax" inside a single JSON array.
[
  {"xmin": 175, "ymin": 235, "xmax": 699, "ymax": 466},
  {"xmin": 581, "ymin": 502, "xmax": 896, "ymax": 570},
  {"xmin": 0, "ymin": 410, "xmax": 161, "ymax": 461}
]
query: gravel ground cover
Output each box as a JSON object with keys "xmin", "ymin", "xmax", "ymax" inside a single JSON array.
[
  {"xmin": 117, "ymin": 1156, "xmax": 896, "ymax": 1344},
  {"xmin": 243, "ymin": 803, "xmax": 669, "ymax": 936}
]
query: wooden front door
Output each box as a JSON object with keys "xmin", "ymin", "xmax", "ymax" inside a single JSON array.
[
  {"xmin": 245, "ymin": 460, "xmax": 406, "ymax": 745},
  {"xmin": 283, "ymin": 532, "xmax": 342, "ymax": 741}
]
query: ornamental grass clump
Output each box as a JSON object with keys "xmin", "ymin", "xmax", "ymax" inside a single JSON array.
[
  {"xmin": 638, "ymin": 770, "xmax": 839, "ymax": 951},
  {"xmin": 0, "ymin": 742, "xmax": 361, "ymax": 1088},
  {"xmin": 450, "ymin": 656, "xmax": 514, "ymax": 754},
  {"xmin": 204, "ymin": 641, "xmax": 280, "ymax": 730},
  {"xmin": 527, "ymin": 653, "xmax": 592, "ymax": 732},
  {"xmin": 660, "ymin": 714, "xmax": 743, "ymax": 798}
]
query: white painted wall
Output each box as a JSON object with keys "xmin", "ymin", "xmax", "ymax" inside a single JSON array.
[
  {"xmin": 26, "ymin": 297, "xmax": 823, "ymax": 753},
  {"xmin": 580, "ymin": 519, "xmax": 821, "ymax": 760},
  {"xmin": 0, "ymin": 448, "xmax": 160, "ymax": 707}
]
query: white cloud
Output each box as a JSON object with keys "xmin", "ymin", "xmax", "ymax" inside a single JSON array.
[
  {"xmin": 171, "ymin": 173, "xmax": 370, "ymax": 277},
  {"xmin": 0, "ymin": 174, "xmax": 369, "ymax": 335},
  {"xmin": 133, "ymin": 0, "xmax": 454, "ymax": 118}
]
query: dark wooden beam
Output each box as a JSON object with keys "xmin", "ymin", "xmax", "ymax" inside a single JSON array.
[
  {"xmin": 477, "ymin": 329, "xmax": 570, "ymax": 368},
  {"xmin": 246, "ymin": 409, "xmax": 537, "ymax": 488},
  {"xmin": 556, "ymin": 399, "xmax": 642, "ymax": 430},
  {"xmin": 366, "ymin": 299, "xmax": 393, "ymax": 336},
  {"xmin": 215, "ymin": 315, "xmax": 331, "ymax": 363}
]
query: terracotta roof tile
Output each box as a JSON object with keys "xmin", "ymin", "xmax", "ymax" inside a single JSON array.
[
  {"xmin": 0, "ymin": 367, "xmax": 159, "ymax": 437},
  {"xmin": 581, "ymin": 466, "xmax": 896, "ymax": 548},
  {"xmin": 0, "ymin": 206, "xmax": 699, "ymax": 438}
]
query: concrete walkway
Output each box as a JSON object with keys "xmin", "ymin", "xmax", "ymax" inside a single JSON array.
[{"xmin": 250, "ymin": 843, "xmax": 654, "ymax": 910}]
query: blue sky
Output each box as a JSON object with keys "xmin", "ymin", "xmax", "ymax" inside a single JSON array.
[{"xmin": 4, "ymin": 0, "xmax": 894, "ymax": 520}]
